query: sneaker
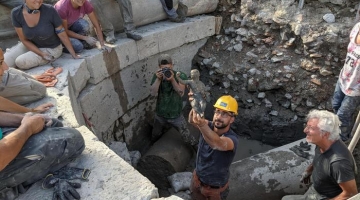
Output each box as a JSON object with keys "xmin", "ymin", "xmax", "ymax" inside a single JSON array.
[
  {"xmin": 126, "ymin": 31, "xmax": 142, "ymax": 41},
  {"xmin": 105, "ymin": 35, "xmax": 117, "ymax": 44}
]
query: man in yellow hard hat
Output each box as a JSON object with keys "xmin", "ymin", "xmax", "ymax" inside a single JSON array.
[{"xmin": 188, "ymin": 94, "xmax": 239, "ymax": 200}]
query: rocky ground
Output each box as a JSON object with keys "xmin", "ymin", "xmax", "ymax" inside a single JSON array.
[{"xmin": 188, "ymin": 0, "xmax": 360, "ymax": 192}]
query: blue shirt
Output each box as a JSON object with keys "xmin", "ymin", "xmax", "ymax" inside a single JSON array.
[{"xmin": 195, "ymin": 121, "xmax": 239, "ymax": 187}]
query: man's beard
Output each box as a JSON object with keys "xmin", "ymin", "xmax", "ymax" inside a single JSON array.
[{"xmin": 214, "ymin": 120, "xmax": 228, "ymax": 129}]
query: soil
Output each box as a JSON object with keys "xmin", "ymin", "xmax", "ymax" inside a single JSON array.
[{"xmin": 188, "ymin": 0, "xmax": 360, "ymax": 192}]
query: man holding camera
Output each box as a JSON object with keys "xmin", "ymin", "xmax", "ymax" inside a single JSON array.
[{"xmin": 150, "ymin": 54, "xmax": 197, "ymax": 148}]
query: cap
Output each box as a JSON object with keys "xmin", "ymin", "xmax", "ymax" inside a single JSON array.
[{"xmin": 158, "ymin": 54, "xmax": 172, "ymax": 65}]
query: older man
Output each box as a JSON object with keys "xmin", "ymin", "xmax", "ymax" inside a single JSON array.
[
  {"xmin": 189, "ymin": 95, "xmax": 239, "ymax": 200},
  {"xmin": 282, "ymin": 110, "xmax": 357, "ymax": 200}
]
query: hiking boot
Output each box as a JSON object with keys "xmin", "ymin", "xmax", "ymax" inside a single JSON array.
[
  {"xmin": 176, "ymin": 2, "xmax": 188, "ymax": 18},
  {"xmin": 105, "ymin": 35, "xmax": 116, "ymax": 44},
  {"xmin": 126, "ymin": 31, "xmax": 142, "ymax": 41}
]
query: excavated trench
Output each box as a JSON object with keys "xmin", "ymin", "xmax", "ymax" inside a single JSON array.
[{"xmin": 134, "ymin": 76, "xmax": 307, "ymax": 198}]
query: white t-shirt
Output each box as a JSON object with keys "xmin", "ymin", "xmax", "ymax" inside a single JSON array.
[{"xmin": 339, "ymin": 22, "xmax": 360, "ymax": 96}]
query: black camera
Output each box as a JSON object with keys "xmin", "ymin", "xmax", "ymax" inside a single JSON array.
[{"xmin": 161, "ymin": 67, "xmax": 172, "ymax": 79}]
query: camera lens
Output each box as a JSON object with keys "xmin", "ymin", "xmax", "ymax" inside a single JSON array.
[{"xmin": 164, "ymin": 70, "xmax": 172, "ymax": 78}]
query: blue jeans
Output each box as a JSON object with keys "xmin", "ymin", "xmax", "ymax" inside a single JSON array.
[
  {"xmin": 332, "ymin": 81, "xmax": 360, "ymax": 141},
  {"xmin": 64, "ymin": 19, "xmax": 90, "ymax": 53}
]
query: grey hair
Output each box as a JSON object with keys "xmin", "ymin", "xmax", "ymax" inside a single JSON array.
[{"xmin": 306, "ymin": 109, "xmax": 341, "ymax": 141}]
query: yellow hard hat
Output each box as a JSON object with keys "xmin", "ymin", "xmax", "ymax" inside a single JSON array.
[{"xmin": 213, "ymin": 95, "xmax": 238, "ymax": 115}]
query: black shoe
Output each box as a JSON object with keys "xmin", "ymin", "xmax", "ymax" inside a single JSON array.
[{"xmin": 126, "ymin": 31, "xmax": 142, "ymax": 41}]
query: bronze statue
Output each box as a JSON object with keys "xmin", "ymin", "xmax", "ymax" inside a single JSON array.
[{"xmin": 177, "ymin": 69, "xmax": 210, "ymax": 118}]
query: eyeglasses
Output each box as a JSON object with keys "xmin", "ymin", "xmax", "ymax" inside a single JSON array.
[{"xmin": 214, "ymin": 110, "xmax": 234, "ymax": 118}]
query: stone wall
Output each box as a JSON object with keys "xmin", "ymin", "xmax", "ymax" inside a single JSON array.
[{"xmin": 71, "ymin": 16, "xmax": 215, "ymax": 151}]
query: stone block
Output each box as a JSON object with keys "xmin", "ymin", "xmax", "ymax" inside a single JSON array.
[
  {"xmin": 94, "ymin": 0, "xmax": 218, "ymax": 33},
  {"xmin": 17, "ymin": 126, "xmax": 159, "ymax": 200},
  {"xmin": 137, "ymin": 16, "xmax": 215, "ymax": 60},
  {"xmin": 25, "ymin": 55, "xmax": 90, "ymax": 97},
  {"xmin": 78, "ymin": 79, "xmax": 125, "ymax": 134}
]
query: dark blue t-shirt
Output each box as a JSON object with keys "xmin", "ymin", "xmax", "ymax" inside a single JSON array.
[
  {"xmin": 11, "ymin": 4, "xmax": 63, "ymax": 48},
  {"xmin": 195, "ymin": 121, "xmax": 239, "ymax": 187}
]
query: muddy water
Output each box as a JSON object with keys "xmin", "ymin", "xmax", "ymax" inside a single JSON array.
[{"xmin": 233, "ymin": 136, "xmax": 274, "ymax": 161}]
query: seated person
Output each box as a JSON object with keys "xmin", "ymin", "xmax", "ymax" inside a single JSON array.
[
  {"xmin": 5, "ymin": 0, "xmax": 80, "ymax": 70},
  {"xmin": 0, "ymin": 48, "xmax": 47, "ymax": 105},
  {"xmin": 282, "ymin": 110, "xmax": 358, "ymax": 200},
  {"xmin": 54, "ymin": 0, "xmax": 110, "ymax": 53},
  {"xmin": 90, "ymin": 0, "xmax": 142, "ymax": 42},
  {"xmin": 0, "ymin": 112, "xmax": 85, "ymax": 200}
]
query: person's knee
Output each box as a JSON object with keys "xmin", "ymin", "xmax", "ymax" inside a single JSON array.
[
  {"xmin": 72, "ymin": 19, "xmax": 90, "ymax": 35},
  {"xmin": 15, "ymin": 56, "xmax": 33, "ymax": 70},
  {"xmin": 68, "ymin": 39, "xmax": 84, "ymax": 53},
  {"xmin": 66, "ymin": 128, "xmax": 85, "ymax": 153},
  {"xmin": 77, "ymin": 19, "xmax": 91, "ymax": 35}
]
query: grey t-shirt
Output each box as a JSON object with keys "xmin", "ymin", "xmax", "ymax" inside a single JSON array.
[
  {"xmin": 312, "ymin": 140, "xmax": 356, "ymax": 198},
  {"xmin": 11, "ymin": 4, "xmax": 63, "ymax": 48}
]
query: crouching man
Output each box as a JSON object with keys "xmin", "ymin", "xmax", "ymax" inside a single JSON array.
[
  {"xmin": 282, "ymin": 110, "xmax": 358, "ymax": 200},
  {"xmin": 0, "ymin": 112, "xmax": 85, "ymax": 200}
]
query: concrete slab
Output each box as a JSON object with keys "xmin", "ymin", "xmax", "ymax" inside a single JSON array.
[
  {"xmin": 228, "ymin": 139, "xmax": 315, "ymax": 200},
  {"xmin": 78, "ymin": 38, "xmax": 209, "ymax": 144},
  {"xmin": 85, "ymin": 16, "xmax": 215, "ymax": 85},
  {"xmin": 17, "ymin": 126, "xmax": 158, "ymax": 200}
]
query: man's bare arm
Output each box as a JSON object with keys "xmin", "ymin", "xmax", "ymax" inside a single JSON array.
[
  {"xmin": 330, "ymin": 179, "xmax": 358, "ymax": 200},
  {"xmin": 0, "ymin": 97, "xmax": 54, "ymax": 113},
  {"xmin": 0, "ymin": 114, "xmax": 45, "ymax": 171}
]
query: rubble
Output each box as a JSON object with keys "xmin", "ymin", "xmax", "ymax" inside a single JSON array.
[{"xmin": 193, "ymin": 0, "xmax": 359, "ymax": 146}]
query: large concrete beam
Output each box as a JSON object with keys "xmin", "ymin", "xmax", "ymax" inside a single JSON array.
[
  {"xmin": 0, "ymin": 0, "xmax": 217, "ymax": 47},
  {"xmin": 94, "ymin": 0, "xmax": 218, "ymax": 32},
  {"xmin": 74, "ymin": 16, "xmax": 211, "ymax": 146},
  {"xmin": 228, "ymin": 139, "xmax": 314, "ymax": 200},
  {"xmin": 137, "ymin": 129, "xmax": 193, "ymax": 189},
  {"xmin": 84, "ymin": 16, "xmax": 215, "ymax": 85},
  {"xmin": 17, "ymin": 126, "xmax": 159, "ymax": 200}
]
